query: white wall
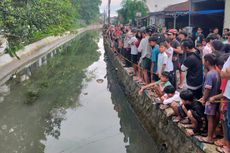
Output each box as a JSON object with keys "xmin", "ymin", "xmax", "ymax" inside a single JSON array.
[
  {"xmin": 224, "ymin": 0, "xmax": 230, "ymax": 28},
  {"xmin": 146, "ymin": 0, "xmax": 187, "ymax": 12}
]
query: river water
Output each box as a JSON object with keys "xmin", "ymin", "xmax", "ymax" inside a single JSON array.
[{"xmin": 0, "ymin": 31, "xmax": 162, "ymax": 153}]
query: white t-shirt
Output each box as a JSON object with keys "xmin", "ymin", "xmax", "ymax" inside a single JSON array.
[
  {"xmin": 138, "ymin": 36, "xmax": 151, "ymax": 60},
  {"xmin": 165, "ymin": 47, "xmax": 174, "ymax": 72},
  {"xmin": 163, "ymin": 91, "xmax": 181, "ymax": 105},
  {"xmin": 124, "ymin": 32, "xmax": 132, "ymax": 48},
  {"xmin": 157, "ymin": 52, "xmax": 168, "ymax": 74},
  {"xmin": 223, "ymin": 56, "xmax": 230, "ymax": 99},
  {"xmin": 128, "ymin": 36, "xmax": 138, "ymax": 55}
]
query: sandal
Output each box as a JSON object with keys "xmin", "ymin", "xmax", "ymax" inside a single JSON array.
[
  {"xmin": 172, "ymin": 116, "xmax": 181, "ymax": 123},
  {"xmin": 215, "ymin": 139, "xmax": 226, "ymax": 147},
  {"xmin": 216, "ymin": 146, "xmax": 230, "ymax": 153},
  {"xmin": 195, "ymin": 136, "xmax": 214, "ymax": 144}
]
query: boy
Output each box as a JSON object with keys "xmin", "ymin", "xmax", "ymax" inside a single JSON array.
[
  {"xmin": 165, "ymin": 39, "xmax": 175, "ymax": 87},
  {"xmin": 128, "ymin": 29, "xmax": 138, "ymax": 75},
  {"xmin": 157, "ymin": 42, "xmax": 168, "ymax": 77},
  {"xmin": 138, "ymin": 29, "xmax": 152, "ymax": 84},
  {"xmin": 179, "ymin": 90, "xmax": 207, "ymax": 136},
  {"xmin": 209, "ymin": 54, "xmax": 229, "ymax": 148},
  {"xmin": 198, "ymin": 53, "xmax": 221, "ymax": 144},
  {"xmin": 149, "ymin": 36, "xmax": 159, "ymax": 82},
  {"xmin": 160, "ymin": 85, "xmax": 180, "ymax": 106},
  {"xmin": 139, "ymin": 72, "xmax": 172, "ymax": 98},
  {"xmin": 168, "ymin": 29, "xmax": 184, "ymax": 89},
  {"xmin": 219, "ymin": 55, "xmax": 230, "ymax": 153}
]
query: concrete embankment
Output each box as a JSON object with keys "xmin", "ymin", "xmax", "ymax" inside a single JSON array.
[
  {"xmin": 0, "ymin": 25, "xmax": 102, "ymax": 85},
  {"xmin": 104, "ymin": 38, "xmax": 218, "ymax": 153}
]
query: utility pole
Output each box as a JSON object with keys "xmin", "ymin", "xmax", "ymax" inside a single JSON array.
[
  {"xmin": 188, "ymin": 0, "xmax": 192, "ymax": 27},
  {"xmin": 108, "ymin": 0, "xmax": 111, "ymax": 24}
]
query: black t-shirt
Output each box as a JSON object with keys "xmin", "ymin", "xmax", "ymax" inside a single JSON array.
[
  {"xmin": 182, "ymin": 50, "xmax": 203, "ymax": 87},
  {"xmin": 171, "ymin": 40, "xmax": 180, "ymax": 56},
  {"xmin": 185, "ymin": 101, "xmax": 205, "ymax": 117},
  {"xmin": 221, "ymin": 44, "xmax": 230, "ymax": 53}
]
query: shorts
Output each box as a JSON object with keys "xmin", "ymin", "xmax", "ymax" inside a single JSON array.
[
  {"xmin": 188, "ymin": 87, "xmax": 203, "ymax": 100},
  {"xmin": 152, "ymin": 73, "xmax": 160, "ymax": 82},
  {"xmin": 178, "ymin": 105, "xmax": 207, "ymax": 134},
  {"xmin": 141, "ymin": 58, "xmax": 151, "ymax": 70},
  {"xmin": 131, "ymin": 54, "xmax": 138, "ymax": 64},
  {"xmin": 137, "ymin": 52, "xmax": 141, "ymax": 62},
  {"xmin": 178, "ymin": 105, "xmax": 187, "ymax": 118},
  {"xmin": 205, "ymin": 102, "xmax": 219, "ymax": 116},
  {"xmin": 173, "ymin": 56, "xmax": 181, "ymax": 71}
]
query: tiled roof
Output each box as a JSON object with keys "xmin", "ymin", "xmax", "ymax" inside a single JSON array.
[{"xmin": 164, "ymin": 1, "xmax": 189, "ymax": 12}]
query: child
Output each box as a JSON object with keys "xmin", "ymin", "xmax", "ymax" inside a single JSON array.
[
  {"xmin": 157, "ymin": 42, "xmax": 168, "ymax": 77},
  {"xmin": 198, "ymin": 53, "xmax": 221, "ymax": 144},
  {"xmin": 209, "ymin": 54, "xmax": 229, "ymax": 149},
  {"xmin": 179, "ymin": 90, "xmax": 207, "ymax": 136},
  {"xmin": 138, "ymin": 29, "xmax": 152, "ymax": 84},
  {"xmin": 160, "ymin": 85, "xmax": 181, "ymax": 110},
  {"xmin": 149, "ymin": 36, "xmax": 159, "ymax": 82},
  {"xmin": 165, "ymin": 39, "xmax": 175, "ymax": 88},
  {"xmin": 128, "ymin": 29, "xmax": 138, "ymax": 75},
  {"xmin": 139, "ymin": 71, "xmax": 172, "ymax": 98}
]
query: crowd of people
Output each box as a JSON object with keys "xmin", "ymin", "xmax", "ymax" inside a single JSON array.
[{"xmin": 104, "ymin": 24, "xmax": 230, "ymax": 153}]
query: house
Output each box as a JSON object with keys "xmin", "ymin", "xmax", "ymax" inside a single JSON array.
[
  {"xmin": 147, "ymin": 0, "xmax": 228, "ymax": 33},
  {"xmin": 225, "ymin": 0, "xmax": 230, "ymax": 29}
]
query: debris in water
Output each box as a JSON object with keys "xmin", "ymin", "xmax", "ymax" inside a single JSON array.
[
  {"xmin": 12, "ymin": 74, "xmax": 17, "ymax": 79},
  {"xmin": 96, "ymin": 79, "xmax": 104, "ymax": 84},
  {"xmin": 1, "ymin": 124, "xmax": 7, "ymax": 130},
  {"xmin": 83, "ymin": 92, "xmax": 88, "ymax": 95},
  {"xmin": 0, "ymin": 97, "xmax": 4, "ymax": 103},
  {"xmin": 9, "ymin": 128, "xmax": 14, "ymax": 133}
]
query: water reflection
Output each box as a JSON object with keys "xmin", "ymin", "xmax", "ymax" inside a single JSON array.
[
  {"xmin": 106, "ymin": 60, "xmax": 161, "ymax": 153},
  {"xmin": 0, "ymin": 31, "xmax": 100, "ymax": 153}
]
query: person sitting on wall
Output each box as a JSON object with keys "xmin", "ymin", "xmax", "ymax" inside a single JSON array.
[
  {"xmin": 177, "ymin": 90, "xmax": 207, "ymax": 136},
  {"xmin": 159, "ymin": 85, "xmax": 181, "ymax": 110},
  {"xmin": 138, "ymin": 71, "xmax": 172, "ymax": 98}
]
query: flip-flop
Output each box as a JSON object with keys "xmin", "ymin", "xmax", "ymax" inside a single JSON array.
[
  {"xmin": 195, "ymin": 136, "xmax": 214, "ymax": 144},
  {"xmin": 172, "ymin": 117, "xmax": 181, "ymax": 123},
  {"xmin": 216, "ymin": 146, "xmax": 230, "ymax": 153},
  {"xmin": 214, "ymin": 139, "xmax": 226, "ymax": 147}
]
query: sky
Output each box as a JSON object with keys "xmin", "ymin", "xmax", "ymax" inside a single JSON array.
[
  {"xmin": 100, "ymin": 0, "xmax": 187, "ymax": 17},
  {"xmin": 100, "ymin": 0, "xmax": 122, "ymax": 17}
]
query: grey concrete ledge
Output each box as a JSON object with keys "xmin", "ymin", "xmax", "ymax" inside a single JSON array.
[
  {"xmin": 0, "ymin": 25, "xmax": 102, "ymax": 85},
  {"xmin": 104, "ymin": 39, "xmax": 218, "ymax": 153}
]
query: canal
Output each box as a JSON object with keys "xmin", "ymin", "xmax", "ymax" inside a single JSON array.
[{"xmin": 0, "ymin": 31, "xmax": 163, "ymax": 153}]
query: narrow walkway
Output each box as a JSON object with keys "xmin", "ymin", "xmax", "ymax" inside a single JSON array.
[{"xmin": 0, "ymin": 25, "xmax": 102, "ymax": 85}]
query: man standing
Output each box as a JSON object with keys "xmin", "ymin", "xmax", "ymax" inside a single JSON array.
[
  {"xmin": 168, "ymin": 29, "xmax": 184, "ymax": 89},
  {"xmin": 181, "ymin": 39, "xmax": 203, "ymax": 99},
  {"xmin": 138, "ymin": 29, "xmax": 152, "ymax": 84}
]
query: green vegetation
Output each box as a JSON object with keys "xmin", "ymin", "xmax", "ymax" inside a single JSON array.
[
  {"xmin": 0, "ymin": 0, "xmax": 101, "ymax": 55},
  {"xmin": 0, "ymin": 31, "xmax": 101, "ymax": 152},
  {"xmin": 117, "ymin": 0, "xmax": 149, "ymax": 24}
]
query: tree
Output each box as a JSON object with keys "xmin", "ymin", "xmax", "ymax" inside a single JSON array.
[
  {"xmin": 117, "ymin": 0, "xmax": 149, "ymax": 24},
  {"xmin": 77, "ymin": 0, "xmax": 101, "ymax": 24},
  {"xmin": 0, "ymin": 0, "xmax": 101, "ymax": 55}
]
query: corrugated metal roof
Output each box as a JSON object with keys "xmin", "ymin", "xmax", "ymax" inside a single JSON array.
[{"xmin": 163, "ymin": 1, "xmax": 189, "ymax": 12}]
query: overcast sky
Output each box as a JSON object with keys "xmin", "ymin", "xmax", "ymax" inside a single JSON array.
[
  {"xmin": 100, "ymin": 0, "xmax": 122, "ymax": 17},
  {"xmin": 100, "ymin": 0, "xmax": 187, "ymax": 16}
]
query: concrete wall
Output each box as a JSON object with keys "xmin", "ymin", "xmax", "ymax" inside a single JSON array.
[
  {"xmin": 224, "ymin": 0, "xmax": 230, "ymax": 28},
  {"xmin": 104, "ymin": 38, "xmax": 219, "ymax": 153},
  {"xmin": 105, "ymin": 39, "xmax": 207, "ymax": 153}
]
